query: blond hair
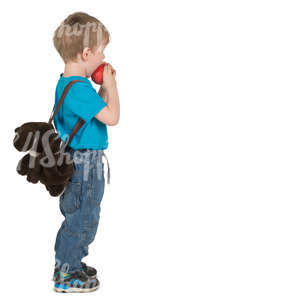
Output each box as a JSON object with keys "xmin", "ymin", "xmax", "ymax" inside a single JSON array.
[{"xmin": 53, "ymin": 12, "xmax": 110, "ymax": 63}]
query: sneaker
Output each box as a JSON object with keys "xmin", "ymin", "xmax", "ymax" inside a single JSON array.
[
  {"xmin": 52, "ymin": 261, "xmax": 97, "ymax": 281},
  {"xmin": 54, "ymin": 270, "xmax": 99, "ymax": 293}
]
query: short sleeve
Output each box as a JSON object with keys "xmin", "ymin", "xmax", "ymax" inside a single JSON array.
[{"xmin": 64, "ymin": 81, "xmax": 107, "ymax": 122}]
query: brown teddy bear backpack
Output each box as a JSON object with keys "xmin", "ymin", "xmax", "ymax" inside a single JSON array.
[{"xmin": 13, "ymin": 79, "xmax": 86, "ymax": 197}]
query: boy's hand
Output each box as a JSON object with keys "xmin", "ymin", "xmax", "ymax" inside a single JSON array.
[
  {"xmin": 102, "ymin": 63, "xmax": 116, "ymax": 90},
  {"xmin": 109, "ymin": 63, "xmax": 116, "ymax": 77}
]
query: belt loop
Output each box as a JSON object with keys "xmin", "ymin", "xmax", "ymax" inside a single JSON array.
[{"xmin": 102, "ymin": 151, "xmax": 110, "ymax": 184}]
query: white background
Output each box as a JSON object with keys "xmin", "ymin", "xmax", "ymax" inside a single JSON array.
[{"xmin": 1, "ymin": 0, "xmax": 300, "ymax": 299}]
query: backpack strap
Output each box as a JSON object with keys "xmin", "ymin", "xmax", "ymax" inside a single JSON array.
[
  {"xmin": 48, "ymin": 79, "xmax": 86, "ymax": 149},
  {"xmin": 62, "ymin": 118, "xmax": 85, "ymax": 149},
  {"xmin": 48, "ymin": 79, "xmax": 84, "ymax": 123}
]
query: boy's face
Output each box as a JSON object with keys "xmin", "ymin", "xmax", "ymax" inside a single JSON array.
[{"xmin": 84, "ymin": 43, "xmax": 106, "ymax": 77}]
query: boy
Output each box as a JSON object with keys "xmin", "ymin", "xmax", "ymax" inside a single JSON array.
[{"xmin": 51, "ymin": 12, "xmax": 120, "ymax": 293}]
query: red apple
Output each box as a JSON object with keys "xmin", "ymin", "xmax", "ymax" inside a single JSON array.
[{"xmin": 91, "ymin": 63, "xmax": 107, "ymax": 84}]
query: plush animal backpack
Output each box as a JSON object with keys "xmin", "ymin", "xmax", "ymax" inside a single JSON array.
[{"xmin": 13, "ymin": 80, "xmax": 85, "ymax": 197}]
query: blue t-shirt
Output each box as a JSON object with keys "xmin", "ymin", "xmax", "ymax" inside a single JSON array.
[{"xmin": 53, "ymin": 73, "xmax": 108, "ymax": 150}]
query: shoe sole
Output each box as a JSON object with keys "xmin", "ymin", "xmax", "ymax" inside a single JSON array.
[{"xmin": 54, "ymin": 284, "xmax": 99, "ymax": 293}]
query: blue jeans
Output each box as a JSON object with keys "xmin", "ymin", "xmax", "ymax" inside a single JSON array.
[{"xmin": 54, "ymin": 147, "xmax": 106, "ymax": 274}]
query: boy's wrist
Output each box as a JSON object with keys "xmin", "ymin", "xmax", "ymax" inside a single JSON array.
[
  {"xmin": 106, "ymin": 82, "xmax": 117, "ymax": 92},
  {"xmin": 99, "ymin": 83, "xmax": 117, "ymax": 102}
]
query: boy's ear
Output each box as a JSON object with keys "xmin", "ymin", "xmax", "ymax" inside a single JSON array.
[{"xmin": 81, "ymin": 47, "xmax": 92, "ymax": 61}]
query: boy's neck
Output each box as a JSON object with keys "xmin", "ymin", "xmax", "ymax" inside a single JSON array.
[{"xmin": 63, "ymin": 61, "xmax": 87, "ymax": 78}]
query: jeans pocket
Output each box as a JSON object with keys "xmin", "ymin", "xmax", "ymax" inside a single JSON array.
[{"xmin": 60, "ymin": 182, "xmax": 82, "ymax": 214}]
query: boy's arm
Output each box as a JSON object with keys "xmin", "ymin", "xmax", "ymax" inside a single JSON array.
[{"xmin": 95, "ymin": 84, "xmax": 120, "ymax": 126}]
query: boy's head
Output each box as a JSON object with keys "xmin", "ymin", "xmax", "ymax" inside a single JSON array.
[{"xmin": 53, "ymin": 12, "xmax": 110, "ymax": 77}]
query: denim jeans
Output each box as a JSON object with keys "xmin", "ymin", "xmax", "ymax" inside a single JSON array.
[{"xmin": 54, "ymin": 146, "xmax": 107, "ymax": 274}]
